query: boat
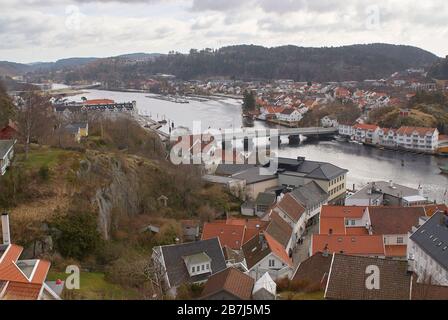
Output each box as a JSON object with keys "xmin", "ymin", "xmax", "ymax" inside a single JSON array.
[
  {"xmin": 335, "ymin": 135, "xmax": 347, "ymax": 142},
  {"xmin": 440, "ymin": 165, "xmax": 448, "ymax": 174},
  {"xmin": 437, "ymin": 145, "xmax": 448, "ymax": 157},
  {"xmin": 242, "ymin": 115, "xmax": 254, "ymax": 127}
]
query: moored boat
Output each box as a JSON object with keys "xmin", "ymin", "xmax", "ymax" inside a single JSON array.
[{"xmin": 440, "ymin": 165, "xmax": 448, "ymax": 174}]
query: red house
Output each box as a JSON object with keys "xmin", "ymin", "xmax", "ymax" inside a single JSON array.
[{"xmin": 0, "ymin": 120, "xmax": 18, "ymax": 140}]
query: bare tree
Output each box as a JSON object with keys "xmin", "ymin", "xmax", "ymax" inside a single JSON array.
[{"xmin": 16, "ymin": 91, "xmax": 54, "ymax": 159}]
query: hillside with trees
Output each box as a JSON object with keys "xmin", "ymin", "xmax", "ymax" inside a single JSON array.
[
  {"xmin": 428, "ymin": 56, "xmax": 448, "ymax": 79},
  {"xmin": 19, "ymin": 43, "xmax": 438, "ymax": 85},
  {"xmin": 367, "ymin": 91, "xmax": 448, "ymax": 134}
]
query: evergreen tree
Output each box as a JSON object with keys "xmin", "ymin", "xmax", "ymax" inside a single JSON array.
[{"xmin": 242, "ymin": 90, "xmax": 255, "ymax": 112}]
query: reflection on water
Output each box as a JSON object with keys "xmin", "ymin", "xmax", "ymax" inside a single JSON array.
[{"xmin": 70, "ymin": 89, "xmax": 448, "ymax": 203}]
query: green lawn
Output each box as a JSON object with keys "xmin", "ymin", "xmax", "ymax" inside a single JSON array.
[
  {"xmin": 17, "ymin": 147, "xmax": 73, "ymax": 170},
  {"xmin": 47, "ymin": 271, "xmax": 140, "ymax": 300}
]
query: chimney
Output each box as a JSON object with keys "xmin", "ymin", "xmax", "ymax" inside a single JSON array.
[{"xmin": 1, "ymin": 212, "xmax": 11, "ymax": 245}]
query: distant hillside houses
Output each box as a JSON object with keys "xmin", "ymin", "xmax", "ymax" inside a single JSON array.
[
  {"xmin": 53, "ymin": 99, "xmax": 137, "ymax": 117},
  {"xmin": 338, "ymin": 123, "xmax": 439, "ymax": 153}
]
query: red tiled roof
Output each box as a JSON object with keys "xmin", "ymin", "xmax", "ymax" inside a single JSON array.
[
  {"xmin": 201, "ymin": 268, "xmax": 254, "ymax": 300},
  {"xmin": 0, "ymin": 244, "xmax": 23, "ymax": 266},
  {"xmin": 311, "ymin": 234, "xmax": 385, "ymax": 256},
  {"xmin": 385, "ymin": 245, "xmax": 407, "ymax": 257},
  {"xmin": 2, "ymin": 282, "xmax": 42, "ymax": 300},
  {"xmin": 83, "ymin": 99, "xmax": 115, "ymax": 105},
  {"xmin": 353, "ymin": 123, "xmax": 379, "ymax": 131},
  {"xmin": 396, "ymin": 126, "xmax": 437, "ymax": 137},
  {"xmin": 264, "ymin": 232, "xmax": 293, "ymax": 266},
  {"xmin": 202, "ymin": 223, "xmax": 245, "ymax": 250},
  {"xmin": 275, "ymin": 194, "xmax": 305, "ymax": 223},
  {"xmin": 320, "ymin": 206, "xmax": 366, "ymax": 219}
]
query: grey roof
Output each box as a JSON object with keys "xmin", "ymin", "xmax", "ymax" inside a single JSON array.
[
  {"xmin": 158, "ymin": 238, "xmax": 226, "ymax": 288},
  {"xmin": 255, "ymin": 192, "xmax": 276, "ymax": 207},
  {"xmin": 202, "ymin": 174, "xmax": 243, "ymax": 185},
  {"xmin": 265, "ymin": 212, "xmax": 293, "ymax": 248},
  {"xmin": 277, "ymin": 157, "xmax": 348, "ymax": 181},
  {"xmin": 64, "ymin": 122, "xmax": 87, "ymax": 134},
  {"xmin": 214, "ymin": 164, "xmax": 256, "ymax": 176},
  {"xmin": 0, "ymin": 140, "xmax": 15, "ymax": 159},
  {"xmin": 410, "ymin": 211, "xmax": 448, "ymax": 271},
  {"xmin": 231, "ymin": 167, "xmax": 277, "ymax": 185},
  {"xmin": 290, "ymin": 181, "xmax": 328, "ymax": 208},
  {"xmin": 348, "ymin": 181, "xmax": 420, "ymax": 200}
]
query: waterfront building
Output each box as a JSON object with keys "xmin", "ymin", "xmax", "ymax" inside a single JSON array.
[
  {"xmin": 395, "ymin": 126, "xmax": 439, "ymax": 152},
  {"xmin": 277, "ymin": 157, "xmax": 348, "ymax": 204},
  {"xmin": 345, "ymin": 180, "xmax": 428, "ymax": 207}
]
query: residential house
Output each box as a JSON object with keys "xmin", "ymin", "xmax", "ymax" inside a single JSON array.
[
  {"xmin": 180, "ymin": 220, "xmax": 200, "ymax": 242},
  {"xmin": 277, "ymin": 157, "xmax": 348, "ymax": 204},
  {"xmin": 321, "ymin": 116, "xmax": 338, "ymax": 128},
  {"xmin": 377, "ymin": 127, "xmax": 397, "ymax": 147},
  {"xmin": 201, "ymin": 218, "xmax": 268, "ymax": 263},
  {"xmin": 276, "ymin": 108, "xmax": 302, "ymax": 123},
  {"xmin": 0, "ymin": 140, "xmax": 15, "ymax": 176},
  {"xmin": 230, "ymin": 167, "xmax": 278, "ymax": 201},
  {"xmin": 252, "ymin": 272, "xmax": 277, "ymax": 300},
  {"xmin": 254, "ymin": 192, "xmax": 276, "ymax": 217},
  {"xmin": 151, "ymin": 238, "xmax": 227, "ymax": 297},
  {"xmin": 312, "ymin": 205, "xmax": 428, "ymax": 259},
  {"xmin": 0, "ymin": 213, "xmax": 61, "ymax": 300},
  {"xmin": 324, "ymin": 253, "xmax": 448, "ymax": 300},
  {"xmin": 269, "ymin": 193, "xmax": 306, "ymax": 248},
  {"xmin": 290, "ymin": 181, "xmax": 329, "ymax": 222},
  {"xmin": 200, "ymin": 267, "xmax": 255, "ymax": 300},
  {"xmin": 264, "ymin": 211, "xmax": 294, "ymax": 256},
  {"xmin": 352, "ymin": 123, "xmax": 379, "ymax": 144},
  {"xmin": 0, "ymin": 120, "xmax": 18, "ymax": 140},
  {"xmin": 338, "ymin": 122, "xmax": 355, "ymax": 137},
  {"xmin": 345, "ymin": 180, "xmax": 428, "ymax": 207},
  {"xmin": 395, "ymin": 126, "xmax": 439, "ymax": 153},
  {"xmin": 64, "ymin": 122, "xmax": 89, "ymax": 143},
  {"xmin": 242, "ymin": 232, "xmax": 293, "ymax": 281},
  {"xmin": 324, "ymin": 254, "xmax": 410, "ymax": 300},
  {"xmin": 408, "ymin": 209, "xmax": 448, "ymax": 286},
  {"xmin": 292, "ymin": 252, "xmax": 332, "ymax": 291}
]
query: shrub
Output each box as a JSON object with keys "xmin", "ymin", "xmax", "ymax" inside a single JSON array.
[
  {"xmin": 53, "ymin": 211, "xmax": 102, "ymax": 260},
  {"xmin": 38, "ymin": 165, "xmax": 50, "ymax": 181}
]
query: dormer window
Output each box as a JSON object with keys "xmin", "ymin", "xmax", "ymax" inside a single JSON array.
[{"xmin": 183, "ymin": 252, "xmax": 212, "ymax": 277}]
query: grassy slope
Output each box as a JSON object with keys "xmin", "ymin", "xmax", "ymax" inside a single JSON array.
[{"xmin": 47, "ymin": 271, "xmax": 140, "ymax": 300}]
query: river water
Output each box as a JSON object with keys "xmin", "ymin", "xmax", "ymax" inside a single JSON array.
[{"xmin": 67, "ymin": 89, "xmax": 448, "ymax": 203}]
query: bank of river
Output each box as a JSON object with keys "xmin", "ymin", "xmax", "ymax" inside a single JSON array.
[{"xmin": 68, "ymin": 89, "xmax": 448, "ymax": 203}]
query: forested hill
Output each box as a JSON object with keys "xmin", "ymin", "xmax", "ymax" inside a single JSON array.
[
  {"xmin": 73, "ymin": 43, "xmax": 438, "ymax": 82},
  {"xmin": 429, "ymin": 56, "xmax": 448, "ymax": 80}
]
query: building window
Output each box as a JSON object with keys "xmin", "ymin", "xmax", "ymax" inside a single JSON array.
[
  {"xmin": 206, "ymin": 264, "xmax": 210, "ymax": 270},
  {"xmin": 202, "ymin": 264, "xmax": 205, "ymax": 271},
  {"xmin": 351, "ymin": 220, "xmax": 355, "ymax": 226},
  {"xmin": 397, "ymin": 237, "xmax": 404, "ymax": 244},
  {"xmin": 192, "ymin": 266, "xmax": 195, "ymax": 273},
  {"xmin": 269, "ymin": 259, "xmax": 275, "ymax": 267}
]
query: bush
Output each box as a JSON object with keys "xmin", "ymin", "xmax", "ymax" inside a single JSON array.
[
  {"xmin": 38, "ymin": 165, "xmax": 50, "ymax": 181},
  {"xmin": 53, "ymin": 211, "xmax": 102, "ymax": 260}
]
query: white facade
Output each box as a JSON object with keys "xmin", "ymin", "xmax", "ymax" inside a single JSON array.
[
  {"xmin": 408, "ymin": 237, "xmax": 448, "ymax": 286},
  {"xmin": 0, "ymin": 142, "xmax": 15, "ymax": 176},
  {"xmin": 338, "ymin": 124, "xmax": 354, "ymax": 137},
  {"xmin": 321, "ymin": 116, "xmax": 338, "ymax": 128},
  {"xmin": 395, "ymin": 129, "xmax": 439, "ymax": 152},
  {"xmin": 246, "ymin": 253, "xmax": 292, "ymax": 281},
  {"xmin": 277, "ymin": 110, "xmax": 302, "ymax": 122}
]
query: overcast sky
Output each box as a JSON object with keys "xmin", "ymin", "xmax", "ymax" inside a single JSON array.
[{"xmin": 1, "ymin": 0, "xmax": 447, "ymax": 63}]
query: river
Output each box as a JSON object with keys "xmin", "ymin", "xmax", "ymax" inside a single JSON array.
[{"xmin": 67, "ymin": 88, "xmax": 448, "ymax": 203}]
